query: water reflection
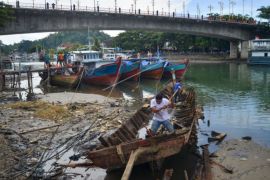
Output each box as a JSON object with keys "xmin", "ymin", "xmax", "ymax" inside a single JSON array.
[{"xmin": 185, "ymin": 63, "xmax": 270, "ymax": 147}]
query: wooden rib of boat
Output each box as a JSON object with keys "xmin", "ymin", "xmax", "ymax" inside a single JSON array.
[
  {"xmin": 83, "ymin": 83, "xmax": 197, "ymax": 170},
  {"xmin": 83, "ymin": 58, "xmax": 122, "ymax": 86},
  {"xmin": 120, "ymin": 61, "xmax": 141, "ymax": 81},
  {"xmin": 162, "ymin": 59, "xmax": 189, "ymax": 79}
]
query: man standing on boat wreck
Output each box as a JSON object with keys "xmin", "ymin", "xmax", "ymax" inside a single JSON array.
[{"xmin": 150, "ymin": 94, "xmax": 174, "ymax": 135}]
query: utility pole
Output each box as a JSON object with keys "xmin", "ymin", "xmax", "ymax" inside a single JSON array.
[
  {"xmin": 94, "ymin": 0, "xmax": 96, "ymax": 11},
  {"xmin": 115, "ymin": 0, "xmax": 117, "ymax": 13},
  {"xmin": 242, "ymin": 0, "xmax": 245, "ymax": 15},
  {"xmin": 33, "ymin": 0, "xmax": 35, "ymax": 8},
  {"xmin": 196, "ymin": 3, "xmax": 200, "ymax": 17},
  {"xmin": 134, "ymin": 0, "xmax": 137, "ymax": 14},
  {"xmin": 228, "ymin": 0, "xmax": 231, "ymax": 14},
  {"xmin": 230, "ymin": 0, "xmax": 235, "ymax": 14},
  {"xmin": 152, "ymin": 0, "xmax": 155, "ymax": 14},
  {"xmin": 55, "ymin": 0, "xmax": 58, "ymax": 8},
  {"xmin": 168, "ymin": 0, "xmax": 170, "ymax": 16},
  {"xmin": 218, "ymin": 1, "xmax": 224, "ymax": 15},
  {"xmin": 131, "ymin": 4, "xmax": 133, "ymax": 13},
  {"xmin": 250, "ymin": 0, "xmax": 253, "ymax": 17},
  {"xmin": 182, "ymin": 0, "xmax": 185, "ymax": 16},
  {"xmin": 208, "ymin": 4, "xmax": 213, "ymax": 14},
  {"xmin": 77, "ymin": 0, "xmax": 79, "ymax": 10}
]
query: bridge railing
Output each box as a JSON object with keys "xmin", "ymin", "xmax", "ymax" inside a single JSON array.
[{"xmin": 8, "ymin": 1, "xmax": 257, "ymax": 26}]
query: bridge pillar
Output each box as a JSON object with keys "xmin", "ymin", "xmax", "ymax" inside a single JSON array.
[
  {"xmin": 240, "ymin": 40, "xmax": 249, "ymax": 59},
  {"xmin": 230, "ymin": 41, "xmax": 239, "ymax": 59}
]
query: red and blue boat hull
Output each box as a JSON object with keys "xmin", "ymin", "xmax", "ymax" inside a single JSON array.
[
  {"xmin": 163, "ymin": 60, "xmax": 189, "ymax": 79},
  {"xmin": 141, "ymin": 61, "xmax": 165, "ymax": 80},
  {"xmin": 83, "ymin": 59, "xmax": 122, "ymax": 86},
  {"xmin": 120, "ymin": 61, "xmax": 140, "ymax": 81}
]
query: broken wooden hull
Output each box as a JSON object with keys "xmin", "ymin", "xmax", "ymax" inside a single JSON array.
[
  {"xmin": 87, "ymin": 130, "xmax": 188, "ymax": 169},
  {"xmin": 84, "ymin": 83, "xmax": 197, "ymax": 170}
]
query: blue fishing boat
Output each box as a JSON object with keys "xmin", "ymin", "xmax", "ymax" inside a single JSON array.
[
  {"xmin": 163, "ymin": 59, "xmax": 189, "ymax": 79},
  {"xmin": 83, "ymin": 58, "xmax": 122, "ymax": 86},
  {"xmin": 140, "ymin": 59, "xmax": 166, "ymax": 80},
  {"xmin": 120, "ymin": 60, "xmax": 141, "ymax": 81}
]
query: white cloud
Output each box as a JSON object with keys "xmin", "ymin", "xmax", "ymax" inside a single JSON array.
[{"xmin": 0, "ymin": 32, "xmax": 55, "ymax": 45}]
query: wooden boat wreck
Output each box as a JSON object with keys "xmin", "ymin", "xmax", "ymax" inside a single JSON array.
[
  {"xmin": 67, "ymin": 83, "xmax": 199, "ymax": 179},
  {"xmin": 39, "ymin": 66, "xmax": 84, "ymax": 88}
]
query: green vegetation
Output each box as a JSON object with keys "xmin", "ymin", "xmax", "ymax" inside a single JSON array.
[
  {"xmin": 257, "ymin": 6, "xmax": 270, "ymax": 24},
  {"xmin": 113, "ymin": 31, "xmax": 229, "ymax": 53},
  {"xmin": 1, "ymin": 30, "xmax": 111, "ymax": 55},
  {"xmin": 0, "ymin": 2, "xmax": 14, "ymax": 27}
]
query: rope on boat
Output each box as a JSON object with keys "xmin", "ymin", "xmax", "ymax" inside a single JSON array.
[
  {"xmin": 106, "ymin": 60, "xmax": 123, "ymax": 100},
  {"xmin": 102, "ymin": 61, "xmax": 166, "ymax": 91},
  {"xmin": 69, "ymin": 67, "xmax": 85, "ymax": 103}
]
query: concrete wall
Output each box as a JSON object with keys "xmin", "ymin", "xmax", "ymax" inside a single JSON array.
[{"xmin": 0, "ymin": 8, "xmax": 256, "ymax": 41}]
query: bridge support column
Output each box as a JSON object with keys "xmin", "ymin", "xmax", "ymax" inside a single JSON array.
[
  {"xmin": 230, "ymin": 41, "xmax": 239, "ymax": 59},
  {"xmin": 240, "ymin": 40, "xmax": 249, "ymax": 59}
]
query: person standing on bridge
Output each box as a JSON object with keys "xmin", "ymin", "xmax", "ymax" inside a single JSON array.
[{"xmin": 150, "ymin": 94, "xmax": 174, "ymax": 135}]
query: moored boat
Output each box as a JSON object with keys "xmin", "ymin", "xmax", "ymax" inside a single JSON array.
[
  {"xmin": 119, "ymin": 60, "xmax": 141, "ymax": 81},
  {"xmin": 83, "ymin": 58, "xmax": 122, "ymax": 86},
  {"xmin": 50, "ymin": 67, "xmax": 84, "ymax": 88},
  {"xmin": 162, "ymin": 59, "xmax": 189, "ymax": 79},
  {"xmin": 140, "ymin": 59, "xmax": 165, "ymax": 80},
  {"xmin": 248, "ymin": 39, "xmax": 270, "ymax": 65}
]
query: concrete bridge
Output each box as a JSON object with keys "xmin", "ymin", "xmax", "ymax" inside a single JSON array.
[{"xmin": 1, "ymin": 7, "xmax": 258, "ymax": 59}]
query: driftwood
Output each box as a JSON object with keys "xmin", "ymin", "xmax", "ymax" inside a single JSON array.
[
  {"xmin": 208, "ymin": 131, "xmax": 226, "ymax": 143},
  {"xmin": 19, "ymin": 124, "xmax": 60, "ymax": 134}
]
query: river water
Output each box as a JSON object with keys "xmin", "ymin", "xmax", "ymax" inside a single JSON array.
[{"xmin": 17, "ymin": 61, "xmax": 270, "ymax": 179}]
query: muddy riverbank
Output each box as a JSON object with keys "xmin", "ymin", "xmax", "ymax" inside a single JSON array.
[
  {"xmin": 0, "ymin": 92, "xmax": 135, "ymax": 179},
  {"xmin": 211, "ymin": 139, "xmax": 270, "ymax": 180}
]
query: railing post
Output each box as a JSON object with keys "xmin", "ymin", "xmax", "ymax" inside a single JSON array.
[
  {"xmin": 138, "ymin": 9, "xmax": 140, "ymax": 14},
  {"xmin": 97, "ymin": 6, "xmax": 99, "ymax": 12},
  {"xmin": 156, "ymin": 10, "xmax": 158, "ymax": 16},
  {"xmin": 119, "ymin": 8, "xmax": 121, "ymax": 13},
  {"xmin": 173, "ymin": 12, "xmax": 175, "ymax": 18}
]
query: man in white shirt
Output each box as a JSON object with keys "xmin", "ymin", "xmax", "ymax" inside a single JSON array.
[{"xmin": 150, "ymin": 94, "xmax": 174, "ymax": 135}]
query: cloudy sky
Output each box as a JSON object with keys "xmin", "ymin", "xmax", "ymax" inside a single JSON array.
[{"xmin": 0, "ymin": 0, "xmax": 268, "ymax": 45}]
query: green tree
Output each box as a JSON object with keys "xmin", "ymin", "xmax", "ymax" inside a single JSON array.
[
  {"xmin": 0, "ymin": 2, "xmax": 14, "ymax": 27},
  {"xmin": 257, "ymin": 6, "xmax": 270, "ymax": 23},
  {"xmin": 92, "ymin": 37, "xmax": 101, "ymax": 51}
]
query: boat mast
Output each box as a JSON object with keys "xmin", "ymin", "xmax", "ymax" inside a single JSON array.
[{"xmin": 88, "ymin": 26, "xmax": 91, "ymax": 51}]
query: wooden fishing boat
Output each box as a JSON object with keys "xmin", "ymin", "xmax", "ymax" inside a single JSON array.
[
  {"xmin": 140, "ymin": 60, "xmax": 165, "ymax": 80},
  {"xmin": 85, "ymin": 84, "xmax": 197, "ymax": 171},
  {"xmin": 50, "ymin": 68, "xmax": 83, "ymax": 88},
  {"xmin": 162, "ymin": 59, "xmax": 189, "ymax": 79},
  {"xmin": 39, "ymin": 66, "xmax": 83, "ymax": 88},
  {"xmin": 83, "ymin": 58, "xmax": 122, "ymax": 86},
  {"xmin": 120, "ymin": 60, "xmax": 141, "ymax": 81}
]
